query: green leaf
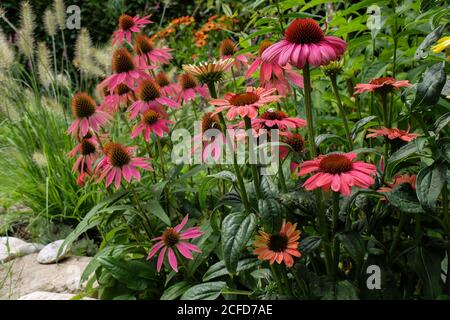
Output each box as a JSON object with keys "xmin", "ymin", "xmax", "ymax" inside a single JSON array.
[
  {"xmin": 323, "ymin": 280, "xmax": 359, "ymax": 300},
  {"xmin": 416, "ymin": 163, "xmax": 447, "ymax": 212},
  {"xmin": 412, "ymin": 62, "xmax": 446, "ymax": 109},
  {"xmin": 161, "ymin": 281, "xmax": 191, "ymax": 300},
  {"xmin": 181, "ymin": 281, "xmax": 226, "ymax": 300},
  {"xmin": 415, "ymin": 25, "xmax": 445, "ymax": 60},
  {"xmin": 300, "ymin": 236, "xmax": 321, "ymax": 254},
  {"xmin": 385, "ymin": 183, "xmax": 424, "ymax": 214},
  {"xmin": 315, "ymin": 133, "xmax": 346, "ymax": 147},
  {"xmin": 388, "ymin": 141, "xmax": 418, "ymax": 163},
  {"xmin": 222, "ymin": 212, "xmax": 257, "ymax": 274},
  {"xmin": 351, "ymin": 116, "xmax": 377, "ymax": 139},
  {"xmin": 431, "ymin": 112, "xmax": 450, "ymax": 135},
  {"xmin": 258, "ymin": 198, "xmax": 282, "ymax": 233},
  {"xmin": 203, "ymin": 258, "xmax": 261, "ymax": 281},
  {"xmin": 337, "ymin": 232, "xmax": 365, "ymax": 263},
  {"xmin": 208, "ymin": 170, "xmax": 237, "ymax": 183},
  {"xmin": 147, "ymin": 199, "xmax": 170, "ymax": 225},
  {"xmin": 222, "ymin": 3, "xmax": 233, "ymax": 17},
  {"xmin": 412, "ymin": 246, "xmax": 444, "ymax": 299}
]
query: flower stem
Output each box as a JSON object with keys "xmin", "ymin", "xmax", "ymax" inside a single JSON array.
[
  {"xmin": 127, "ymin": 181, "xmax": 153, "ymax": 239},
  {"xmin": 330, "ymin": 75, "xmax": 354, "ymax": 151},
  {"xmin": 156, "ymin": 138, "xmax": 167, "ymax": 180},
  {"xmin": 302, "ymin": 63, "xmax": 317, "ymax": 157},
  {"xmin": 278, "ymin": 158, "xmax": 288, "ymax": 193},
  {"xmin": 270, "ymin": 264, "xmax": 284, "ymax": 295},
  {"xmin": 244, "ymin": 116, "xmax": 262, "ymax": 200},
  {"xmin": 442, "ymin": 183, "xmax": 450, "ymax": 293},
  {"xmin": 332, "ymin": 192, "xmax": 340, "ymax": 281}
]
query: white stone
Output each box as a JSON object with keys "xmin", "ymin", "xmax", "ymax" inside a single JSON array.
[
  {"xmin": 18, "ymin": 291, "xmax": 96, "ymax": 300},
  {"xmin": 0, "ymin": 237, "xmax": 29, "ymax": 263},
  {"xmin": 37, "ymin": 240, "xmax": 70, "ymax": 264}
]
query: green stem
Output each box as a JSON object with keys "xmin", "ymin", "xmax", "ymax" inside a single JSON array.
[
  {"xmin": 389, "ymin": 211, "xmax": 406, "ymax": 258},
  {"xmin": 270, "ymin": 264, "xmax": 284, "ymax": 295},
  {"xmin": 332, "ymin": 192, "xmax": 340, "ymax": 281},
  {"xmin": 156, "ymin": 138, "xmax": 167, "ymax": 179},
  {"xmin": 278, "ymin": 158, "xmax": 288, "ymax": 193},
  {"xmin": 128, "ymin": 182, "xmax": 153, "ymax": 239},
  {"xmin": 442, "ymin": 183, "xmax": 450, "ymax": 293},
  {"xmin": 244, "ymin": 116, "xmax": 262, "ymax": 200},
  {"xmin": 302, "ymin": 63, "xmax": 317, "ymax": 157},
  {"xmin": 330, "ymin": 75, "xmax": 354, "ymax": 151}
]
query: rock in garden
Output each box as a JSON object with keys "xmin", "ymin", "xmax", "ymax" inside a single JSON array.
[
  {"xmin": 0, "ymin": 237, "xmax": 29, "ymax": 263},
  {"xmin": 18, "ymin": 291, "xmax": 96, "ymax": 300},
  {"xmin": 37, "ymin": 240, "xmax": 70, "ymax": 264}
]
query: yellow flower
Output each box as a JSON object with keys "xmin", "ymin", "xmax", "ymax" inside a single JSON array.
[{"xmin": 431, "ymin": 36, "xmax": 450, "ymax": 60}]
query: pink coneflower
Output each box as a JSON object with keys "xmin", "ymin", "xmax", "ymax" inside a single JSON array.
[
  {"xmin": 366, "ymin": 127, "xmax": 419, "ymax": 142},
  {"xmin": 100, "ymin": 48, "xmax": 153, "ymax": 92},
  {"xmin": 147, "ymin": 215, "xmax": 203, "ymax": 272},
  {"xmin": 261, "ymin": 18, "xmax": 347, "ymax": 69},
  {"xmin": 219, "ymin": 38, "xmax": 252, "ymax": 69},
  {"xmin": 155, "ymin": 72, "xmax": 178, "ymax": 98},
  {"xmin": 67, "ymin": 93, "xmax": 111, "ymax": 138},
  {"xmin": 254, "ymin": 220, "xmax": 301, "ymax": 268},
  {"xmin": 253, "ymin": 109, "xmax": 307, "ymax": 131},
  {"xmin": 192, "ymin": 112, "xmax": 225, "ymax": 162},
  {"xmin": 279, "ymin": 132, "xmax": 305, "ymax": 173},
  {"xmin": 354, "ymin": 77, "xmax": 411, "ymax": 95},
  {"xmin": 68, "ymin": 134, "xmax": 99, "ymax": 186},
  {"xmin": 210, "ymin": 87, "xmax": 281, "ymax": 120},
  {"xmin": 128, "ymin": 79, "xmax": 179, "ymax": 119},
  {"xmin": 246, "ymin": 40, "xmax": 304, "ymax": 95},
  {"xmin": 131, "ymin": 109, "xmax": 173, "ymax": 140},
  {"xmin": 134, "ymin": 34, "xmax": 173, "ymax": 66},
  {"xmin": 298, "ymin": 152, "xmax": 376, "ymax": 196},
  {"xmin": 177, "ymin": 73, "xmax": 209, "ymax": 103},
  {"xmin": 99, "ymin": 84, "xmax": 135, "ymax": 114},
  {"xmin": 379, "ymin": 174, "xmax": 417, "ymax": 193},
  {"xmin": 96, "ymin": 142, "xmax": 152, "ymax": 189},
  {"xmin": 112, "ymin": 14, "xmax": 153, "ymax": 45}
]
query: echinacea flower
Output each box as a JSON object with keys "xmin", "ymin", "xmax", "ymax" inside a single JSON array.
[
  {"xmin": 131, "ymin": 109, "xmax": 173, "ymax": 140},
  {"xmin": 219, "ymin": 38, "xmax": 251, "ymax": 69},
  {"xmin": 366, "ymin": 127, "xmax": 419, "ymax": 142},
  {"xmin": 100, "ymin": 48, "xmax": 153, "ymax": 92},
  {"xmin": 183, "ymin": 58, "xmax": 234, "ymax": 84},
  {"xmin": 177, "ymin": 73, "xmax": 209, "ymax": 102},
  {"xmin": 261, "ymin": 18, "xmax": 347, "ymax": 69},
  {"xmin": 134, "ymin": 34, "xmax": 173, "ymax": 67},
  {"xmin": 68, "ymin": 133, "xmax": 99, "ymax": 186},
  {"xmin": 128, "ymin": 79, "xmax": 179, "ymax": 119},
  {"xmin": 99, "ymin": 83, "xmax": 135, "ymax": 114},
  {"xmin": 210, "ymin": 87, "xmax": 282, "ymax": 120},
  {"xmin": 112, "ymin": 14, "xmax": 152, "ymax": 45},
  {"xmin": 155, "ymin": 71, "xmax": 178, "ymax": 98},
  {"xmin": 378, "ymin": 173, "xmax": 417, "ymax": 193},
  {"xmin": 298, "ymin": 152, "xmax": 376, "ymax": 196},
  {"xmin": 192, "ymin": 112, "xmax": 225, "ymax": 162},
  {"xmin": 354, "ymin": 77, "xmax": 411, "ymax": 95},
  {"xmin": 279, "ymin": 132, "xmax": 305, "ymax": 173},
  {"xmin": 96, "ymin": 142, "xmax": 152, "ymax": 189},
  {"xmin": 252, "ymin": 109, "xmax": 307, "ymax": 131},
  {"xmin": 431, "ymin": 36, "xmax": 450, "ymax": 60},
  {"xmin": 246, "ymin": 40, "xmax": 304, "ymax": 96},
  {"xmin": 254, "ymin": 220, "xmax": 302, "ymax": 268},
  {"xmin": 147, "ymin": 215, "xmax": 203, "ymax": 272},
  {"xmin": 67, "ymin": 92, "xmax": 111, "ymax": 138}
]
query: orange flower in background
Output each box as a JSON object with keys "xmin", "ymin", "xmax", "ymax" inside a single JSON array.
[
  {"xmin": 366, "ymin": 127, "xmax": 419, "ymax": 142},
  {"xmin": 379, "ymin": 174, "xmax": 417, "ymax": 193},
  {"xmin": 170, "ymin": 16, "xmax": 195, "ymax": 27},
  {"xmin": 254, "ymin": 221, "xmax": 302, "ymax": 268}
]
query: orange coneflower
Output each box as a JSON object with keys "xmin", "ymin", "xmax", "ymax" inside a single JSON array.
[{"xmin": 254, "ymin": 221, "xmax": 302, "ymax": 268}]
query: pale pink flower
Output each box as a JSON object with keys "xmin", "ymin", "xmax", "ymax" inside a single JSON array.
[{"xmin": 354, "ymin": 77, "xmax": 411, "ymax": 95}]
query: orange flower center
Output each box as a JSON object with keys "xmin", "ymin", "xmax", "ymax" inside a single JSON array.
[
  {"xmin": 72, "ymin": 93, "xmax": 96, "ymax": 118},
  {"xmin": 115, "ymin": 84, "xmax": 131, "ymax": 95},
  {"xmin": 285, "ymin": 18, "xmax": 324, "ymax": 44},
  {"xmin": 143, "ymin": 110, "xmax": 159, "ymax": 125},
  {"xmin": 268, "ymin": 233, "xmax": 288, "ymax": 252},
  {"xmin": 319, "ymin": 154, "xmax": 353, "ymax": 174},
  {"xmin": 162, "ymin": 227, "xmax": 180, "ymax": 247},
  {"xmin": 80, "ymin": 139, "xmax": 96, "ymax": 155},
  {"xmin": 258, "ymin": 40, "xmax": 273, "ymax": 56},
  {"xmin": 134, "ymin": 34, "xmax": 154, "ymax": 55},
  {"xmin": 261, "ymin": 110, "xmax": 288, "ymax": 121},
  {"xmin": 139, "ymin": 80, "xmax": 161, "ymax": 102},
  {"xmin": 119, "ymin": 14, "xmax": 135, "ymax": 31},
  {"xmin": 201, "ymin": 112, "xmax": 221, "ymax": 132},
  {"xmin": 229, "ymin": 92, "xmax": 259, "ymax": 106},
  {"xmin": 220, "ymin": 39, "xmax": 237, "ymax": 56},
  {"xmin": 180, "ymin": 73, "xmax": 198, "ymax": 89},
  {"xmin": 284, "ymin": 133, "xmax": 304, "ymax": 153},
  {"xmin": 112, "ymin": 48, "xmax": 135, "ymax": 73},
  {"xmin": 106, "ymin": 143, "xmax": 131, "ymax": 167},
  {"xmin": 156, "ymin": 72, "xmax": 170, "ymax": 87}
]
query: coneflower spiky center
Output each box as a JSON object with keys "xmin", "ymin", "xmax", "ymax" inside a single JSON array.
[
  {"xmin": 220, "ymin": 39, "xmax": 236, "ymax": 56},
  {"xmin": 134, "ymin": 35, "xmax": 154, "ymax": 55},
  {"xmin": 284, "ymin": 133, "xmax": 304, "ymax": 153},
  {"xmin": 319, "ymin": 154, "xmax": 353, "ymax": 174},
  {"xmin": 156, "ymin": 72, "xmax": 170, "ymax": 87},
  {"xmin": 201, "ymin": 112, "xmax": 221, "ymax": 132},
  {"xmin": 261, "ymin": 110, "xmax": 288, "ymax": 121},
  {"xmin": 268, "ymin": 233, "xmax": 288, "ymax": 252},
  {"xmin": 139, "ymin": 80, "xmax": 161, "ymax": 102},
  {"xmin": 107, "ymin": 143, "xmax": 131, "ymax": 167},
  {"xmin": 143, "ymin": 110, "xmax": 159, "ymax": 125},
  {"xmin": 72, "ymin": 93, "xmax": 96, "ymax": 118},
  {"xmin": 370, "ymin": 77, "xmax": 394, "ymax": 86},
  {"xmin": 285, "ymin": 18, "xmax": 324, "ymax": 44},
  {"xmin": 81, "ymin": 139, "xmax": 96, "ymax": 155},
  {"xmin": 119, "ymin": 14, "xmax": 135, "ymax": 31},
  {"xmin": 112, "ymin": 48, "xmax": 135, "ymax": 73},
  {"xmin": 229, "ymin": 92, "xmax": 259, "ymax": 106},
  {"xmin": 116, "ymin": 84, "xmax": 131, "ymax": 95},
  {"xmin": 162, "ymin": 228, "xmax": 180, "ymax": 247},
  {"xmin": 180, "ymin": 73, "xmax": 197, "ymax": 89}
]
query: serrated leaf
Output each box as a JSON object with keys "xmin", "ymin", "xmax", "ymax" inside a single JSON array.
[{"xmin": 222, "ymin": 212, "xmax": 257, "ymax": 274}]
